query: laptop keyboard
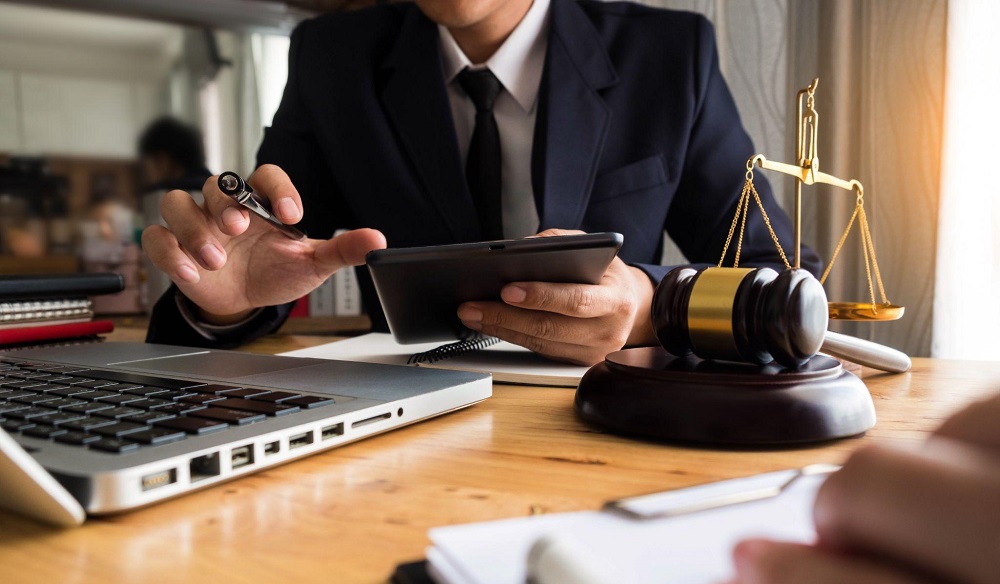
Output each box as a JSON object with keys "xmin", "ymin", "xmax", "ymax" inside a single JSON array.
[{"xmin": 0, "ymin": 357, "xmax": 334, "ymax": 454}]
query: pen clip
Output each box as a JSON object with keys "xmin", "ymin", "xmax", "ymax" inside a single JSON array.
[{"xmin": 604, "ymin": 464, "xmax": 839, "ymax": 521}]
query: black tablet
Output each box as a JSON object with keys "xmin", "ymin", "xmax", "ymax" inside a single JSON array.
[{"xmin": 366, "ymin": 232, "xmax": 624, "ymax": 344}]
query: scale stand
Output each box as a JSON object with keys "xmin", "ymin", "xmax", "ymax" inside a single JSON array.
[{"xmin": 575, "ymin": 79, "xmax": 900, "ymax": 446}]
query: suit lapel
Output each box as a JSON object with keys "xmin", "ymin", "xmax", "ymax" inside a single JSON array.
[
  {"xmin": 533, "ymin": 0, "xmax": 619, "ymax": 231},
  {"xmin": 380, "ymin": 8, "xmax": 481, "ymax": 242}
]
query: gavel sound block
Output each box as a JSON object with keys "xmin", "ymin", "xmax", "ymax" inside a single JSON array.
[{"xmin": 575, "ymin": 267, "xmax": 877, "ymax": 446}]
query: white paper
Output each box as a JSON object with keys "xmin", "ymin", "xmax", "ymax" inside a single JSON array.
[{"xmin": 426, "ymin": 472, "xmax": 826, "ymax": 584}]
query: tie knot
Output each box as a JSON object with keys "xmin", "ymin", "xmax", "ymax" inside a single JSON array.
[{"xmin": 457, "ymin": 67, "xmax": 502, "ymax": 113}]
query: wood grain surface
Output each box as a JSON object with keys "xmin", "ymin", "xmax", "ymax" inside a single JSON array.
[{"xmin": 1, "ymin": 327, "xmax": 998, "ymax": 583}]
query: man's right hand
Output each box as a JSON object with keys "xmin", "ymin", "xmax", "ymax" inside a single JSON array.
[{"xmin": 142, "ymin": 164, "xmax": 386, "ymax": 324}]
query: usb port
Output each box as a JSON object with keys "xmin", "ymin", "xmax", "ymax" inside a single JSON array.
[
  {"xmin": 231, "ymin": 444, "xmax": 253, "ymax": 469},
  {"xmin": 289, "ymin": 431, "xmax": 314, "ymax": 449},
  {"xmin": 141, "ymin": 468, "xmax": 177, "ymax": 491},
  {"xmin": 321, "ymin": 423, "xmax": 344, "ymax": 440},
  {"xmin": 264, "ymin": 441, "xmax": 280, "ymax": 456},
  {"xmin": 189, "ymin": 453, "xmax": 220, "ymax": 482}
]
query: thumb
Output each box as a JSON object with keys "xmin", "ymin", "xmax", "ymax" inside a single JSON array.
[{"xmin": 313, "ymin": 228, "xmax": 387, "ymax": 273}]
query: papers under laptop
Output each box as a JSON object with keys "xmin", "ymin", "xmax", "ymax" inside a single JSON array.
[{"xmin": 0, "ymin": 342, "xmax": 491, "ymax": 526}]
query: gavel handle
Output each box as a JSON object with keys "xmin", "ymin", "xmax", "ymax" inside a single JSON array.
[{"xmin": 821, "ymin": 330, "xmax": 912, "ymax": 373}]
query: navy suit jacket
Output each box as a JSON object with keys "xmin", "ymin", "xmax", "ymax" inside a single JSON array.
[{"xmin": 147, "ymin": 0, "xmax": 820, "ymax": 348}]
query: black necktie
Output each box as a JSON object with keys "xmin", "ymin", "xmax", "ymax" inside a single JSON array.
[{"xmin": 457, "ymin": 67, "xmax": 504, "ymax": 240}]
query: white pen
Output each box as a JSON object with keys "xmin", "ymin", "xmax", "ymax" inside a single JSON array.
[{"xmin": 217, "ymin": 171, "xmax": 307, "ymax": 240}]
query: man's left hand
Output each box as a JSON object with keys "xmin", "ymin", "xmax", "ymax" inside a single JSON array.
[{"xmin": 456, "ymin": 229, "xmax": 657, "ymax": 365}]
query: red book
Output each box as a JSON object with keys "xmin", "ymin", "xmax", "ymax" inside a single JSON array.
[
  {"xmin": 0, "ymin": 320, "xmax": 114, "ymax": 346},
  {"xmin": 288, "ymin": 296, "xmax": 310, "ymax": 318}
]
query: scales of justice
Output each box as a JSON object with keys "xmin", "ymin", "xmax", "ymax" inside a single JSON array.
[{"xmin": 576, "ymin": 79, "xmax": 912, "ymax": 446}]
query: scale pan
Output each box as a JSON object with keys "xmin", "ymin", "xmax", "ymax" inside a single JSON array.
[{"xmin": 828, "ymin": 302, "xmax": 904, "ymax": 321}]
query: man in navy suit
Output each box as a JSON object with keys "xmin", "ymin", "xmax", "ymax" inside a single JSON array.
[{"xmin": 143, "ymin": 0, "xmax": 818, "ymax": 365}]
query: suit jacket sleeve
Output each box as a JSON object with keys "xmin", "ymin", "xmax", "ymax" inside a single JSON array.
[{"xmin": 634, "ymin": 16, "xmax": 821, "ymax": 284}]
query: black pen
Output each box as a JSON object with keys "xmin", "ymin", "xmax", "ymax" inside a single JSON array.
[{"xmin": 217, "ymin": 171, "xmax": 307, "ymax": 240}]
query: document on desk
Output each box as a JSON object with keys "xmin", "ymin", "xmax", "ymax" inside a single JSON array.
[
  {"xmin": 280, "ymin": 333, "xmax": 589, "ymax": 387},
  {"xmin": 424, "ymin": 467, "xmax": 834, "ymax": 584}
]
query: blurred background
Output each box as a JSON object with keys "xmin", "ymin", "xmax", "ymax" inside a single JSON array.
[{"xmin": 0, "ymin": 0, "xmax": 995, "ymax": 360}]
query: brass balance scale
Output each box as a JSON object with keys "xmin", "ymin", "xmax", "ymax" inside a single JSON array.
[
  {"xmin": 732, "ymin": 77, "xmax": 903, "ymax": 322},
  {"xmin": 575, "ymin": 79, "xmax": 907, "ymax": 446}
]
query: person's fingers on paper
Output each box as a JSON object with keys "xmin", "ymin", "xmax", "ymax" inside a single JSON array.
[
  {"xmin": 313, "ymin": 228, "xmax": 387, "ymax": 274},
  {"xmin": 728, "ymin": 539, "xmax": 933, "ymax": 584},
  {"xmin": 933, "ymin": 393, "xmax": 1000, "ymax": 454},
  {"xmin": 141, "ymin": 224, "xmax": 202, "ymax": 285},
  {"xmin": 814, "ymin": 440, "xmax": 1000, "ymax": 584},
  {"xmin": 159, "ymin": 189, "xmax": 228, "ymax": 271},
  {"xmin": 247, "ymin": 164, "xmax": 304, "ymax": 225}
]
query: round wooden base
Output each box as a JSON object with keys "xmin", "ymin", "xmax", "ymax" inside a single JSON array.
[{"xmin": 575, "ymin": 347, "xmax": 875, "ymax": 446}]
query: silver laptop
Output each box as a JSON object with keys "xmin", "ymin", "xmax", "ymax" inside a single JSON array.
[{"xmin": 0, "ymin": 341, "xmax": 491, "ymax": 526}]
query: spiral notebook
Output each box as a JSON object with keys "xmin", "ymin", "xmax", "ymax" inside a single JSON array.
[{"xmin": 280, "ymin": 333, "xmax": 590, "ymax": 387}]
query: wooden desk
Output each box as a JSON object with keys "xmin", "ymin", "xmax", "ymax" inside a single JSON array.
[{"xmin": 2, "ymin": 330, "xmax": 999, "ymax": 584}]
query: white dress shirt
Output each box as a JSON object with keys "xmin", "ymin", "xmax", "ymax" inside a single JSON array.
[{"xmin": 438, "ymin": 0, "xmax": 550, "ymax": 239}]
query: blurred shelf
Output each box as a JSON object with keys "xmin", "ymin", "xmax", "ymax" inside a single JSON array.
[{"xmin": 0, "ymin": 255, "xmax": 79, "ymax": 274}]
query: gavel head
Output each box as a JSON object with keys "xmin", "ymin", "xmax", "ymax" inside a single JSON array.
[{"xmin": 651, "ymin": 266, "xmax": 828, "ymax": 369}]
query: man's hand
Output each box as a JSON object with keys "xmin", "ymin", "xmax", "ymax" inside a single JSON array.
[
  {"xmin": 456, "ymin": 229, "xmax": 657, "ymax": 365},
  {"xmin": 728, "ymin": 393, "xmax": 1000, "ymax": 584},
  {"xmin": 142, "ymin": 164, "xmax": 386, "ymax": 324}
]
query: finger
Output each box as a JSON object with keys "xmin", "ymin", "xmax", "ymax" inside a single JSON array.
[
  {"xmin": 933, "ymin": 392, "xmax": 1000, "ymax": 454},
  {"xmin": 159, "ymin": 190, "xmax": 228, "ymax": 271},
  {"xmin": 200, "ymin": 175, "xmax": 251, "ymax": 237},
  {"xmin": 814, "ymin": 441, "xmax": 1000, "ymax": 584},
  {"xmin": 314, "ymin": 228, "xmax": 387, "ymax": 273},
  {"xmin": 247, "ymin": 164, "xmax": 303, "ymax": 224},
  {"xmin": 532, "ymin": 228, "xmax": 585, "ymax": 238},
  {"xmin": 500, "ymin": 280, "xmax": 624, "ymax": 319},
  {"xmin": 730, "ymin": 539, "xmax": 936, "ymax": 584},
  {"xmin": 457, "ymin": 302, "xmax": 613, "ymax": 365},
  {"xmin": 141, "ymin": 225, "xmax": 201, "ymax": 284}
]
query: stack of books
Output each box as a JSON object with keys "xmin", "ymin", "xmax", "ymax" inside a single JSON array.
[{"xmin": 0, "ymin": 273, "xmax": 125, "ymax": 349}]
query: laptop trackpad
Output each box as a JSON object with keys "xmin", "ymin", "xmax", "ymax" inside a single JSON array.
[{"xmin": 123, "ymin": 351, "xmax": 312, "ymax": 379}]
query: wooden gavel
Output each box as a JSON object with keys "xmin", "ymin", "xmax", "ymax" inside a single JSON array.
[{"xmin": 651, "ymin": 266, "xmax": 911, "ymax": 372}]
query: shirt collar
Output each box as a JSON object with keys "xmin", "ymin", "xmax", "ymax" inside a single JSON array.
[{"xmin": 438, "ymin": 0, "xmax": 550, "ymax": 113}]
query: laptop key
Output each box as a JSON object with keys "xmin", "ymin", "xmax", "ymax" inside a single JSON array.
[
  {"xmin": 29, "ymin": 412, "xmax": 86, "ymax": 426},
  {"xmin": 65, "ymin": 401, "xmax": 115, "ymax": 415},
  {"xmin": 179, "ymin": 393, "xmax": 226, "ymax": 405},
  {"xmin": 63, "ymin": 417, "xmax": 116, "ymax": 432},
  {"xmin": 250, "ymin": 391, "xmax": 302, "ymax": 403},
  {"xmin": 73, "ymin": 379, "xmax": 120, "ymax": 389},
  {"xmin": 212, "ymin": 398, "xmax": 299, "ymax": 417},
  {"xmin": 123, "ymin": 411, "xmax": 177, "ymax": 425},
  {"xmin": 46, "ymin": 386, "xmax": 95, "ymax": 397},
  {"xmin": 188, "ymin": 407, "xmax": 266, "ymax": 425},
  {"xmin": 196, "ymin": 384, "xmax": 244, "ymax": 394},
  {"xmin": 38, "ymin": 398, "xmax": 87, "ymax": 409},
  {"xmin": 127, "ymin": 427, "xmax": 186, "ymax": 445},
  {"xmin": 1, "ymin": 419, "xmax": 34, "ymax": 433},
  {"xmin": 96, "ymin": 407, "xmax": 146, "ymax": 419},
  {"xmin": 123, "ymin": 386, "xmax": 171, "ymax": 397},
  {"xmin": 96, "ymin": 394, "xmax": 143, "ymax": 405},
  {"xmin": 152, "ymin": 390, "xmax": 196, "ymax": 401},
  {"xmin": 23, "ymin": 425, "xmax": 68, "ymax": 439},
  {"xmin": 55, "ymin": 431, "xmax": 102, "ymax": 445},
  {"xmin": 12, "ymin": 393, "xmax": 60, "ymax": 405},
  {"xmin": 5, "ymin": 407, "xmax": 58, "ymax": 420},
  {"xmin": 284, "ymin": 395, "xmax": 335, "ymax": 409},
  {"xmin": 0, "ymin": 402, "xmax": 30, "ymax": 415},
  {"xmin": 77, "ymin": 390, "xmax": 120, "ymax": 401},
  {"xmin": 156, "ymin": 403, "xmax": 207, "ymax": 416},
  {"xmin": 84, "ymin": 370, "xmax": 206, "ymax": 390},
  {"xmin": 154, "ymin": 416, "xmax": 228, "ymax": 435},
  {"xmin": 89, "ymin": 438, "xmax": 140, "ymax": 454},
  {"xmin": 21, "ymin": 425, "xmax": 66, "ymax": 438},
  {"xmin": 127, "ymin": 398, "xmax": 174, "ymax": 410},
  {"xmin": 92, "ymin": 421, "xmax": 149, "ymax": 437},
  {"xmin": 218, "ymin": 388, "xmax": 272, "ymax": 399}
]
